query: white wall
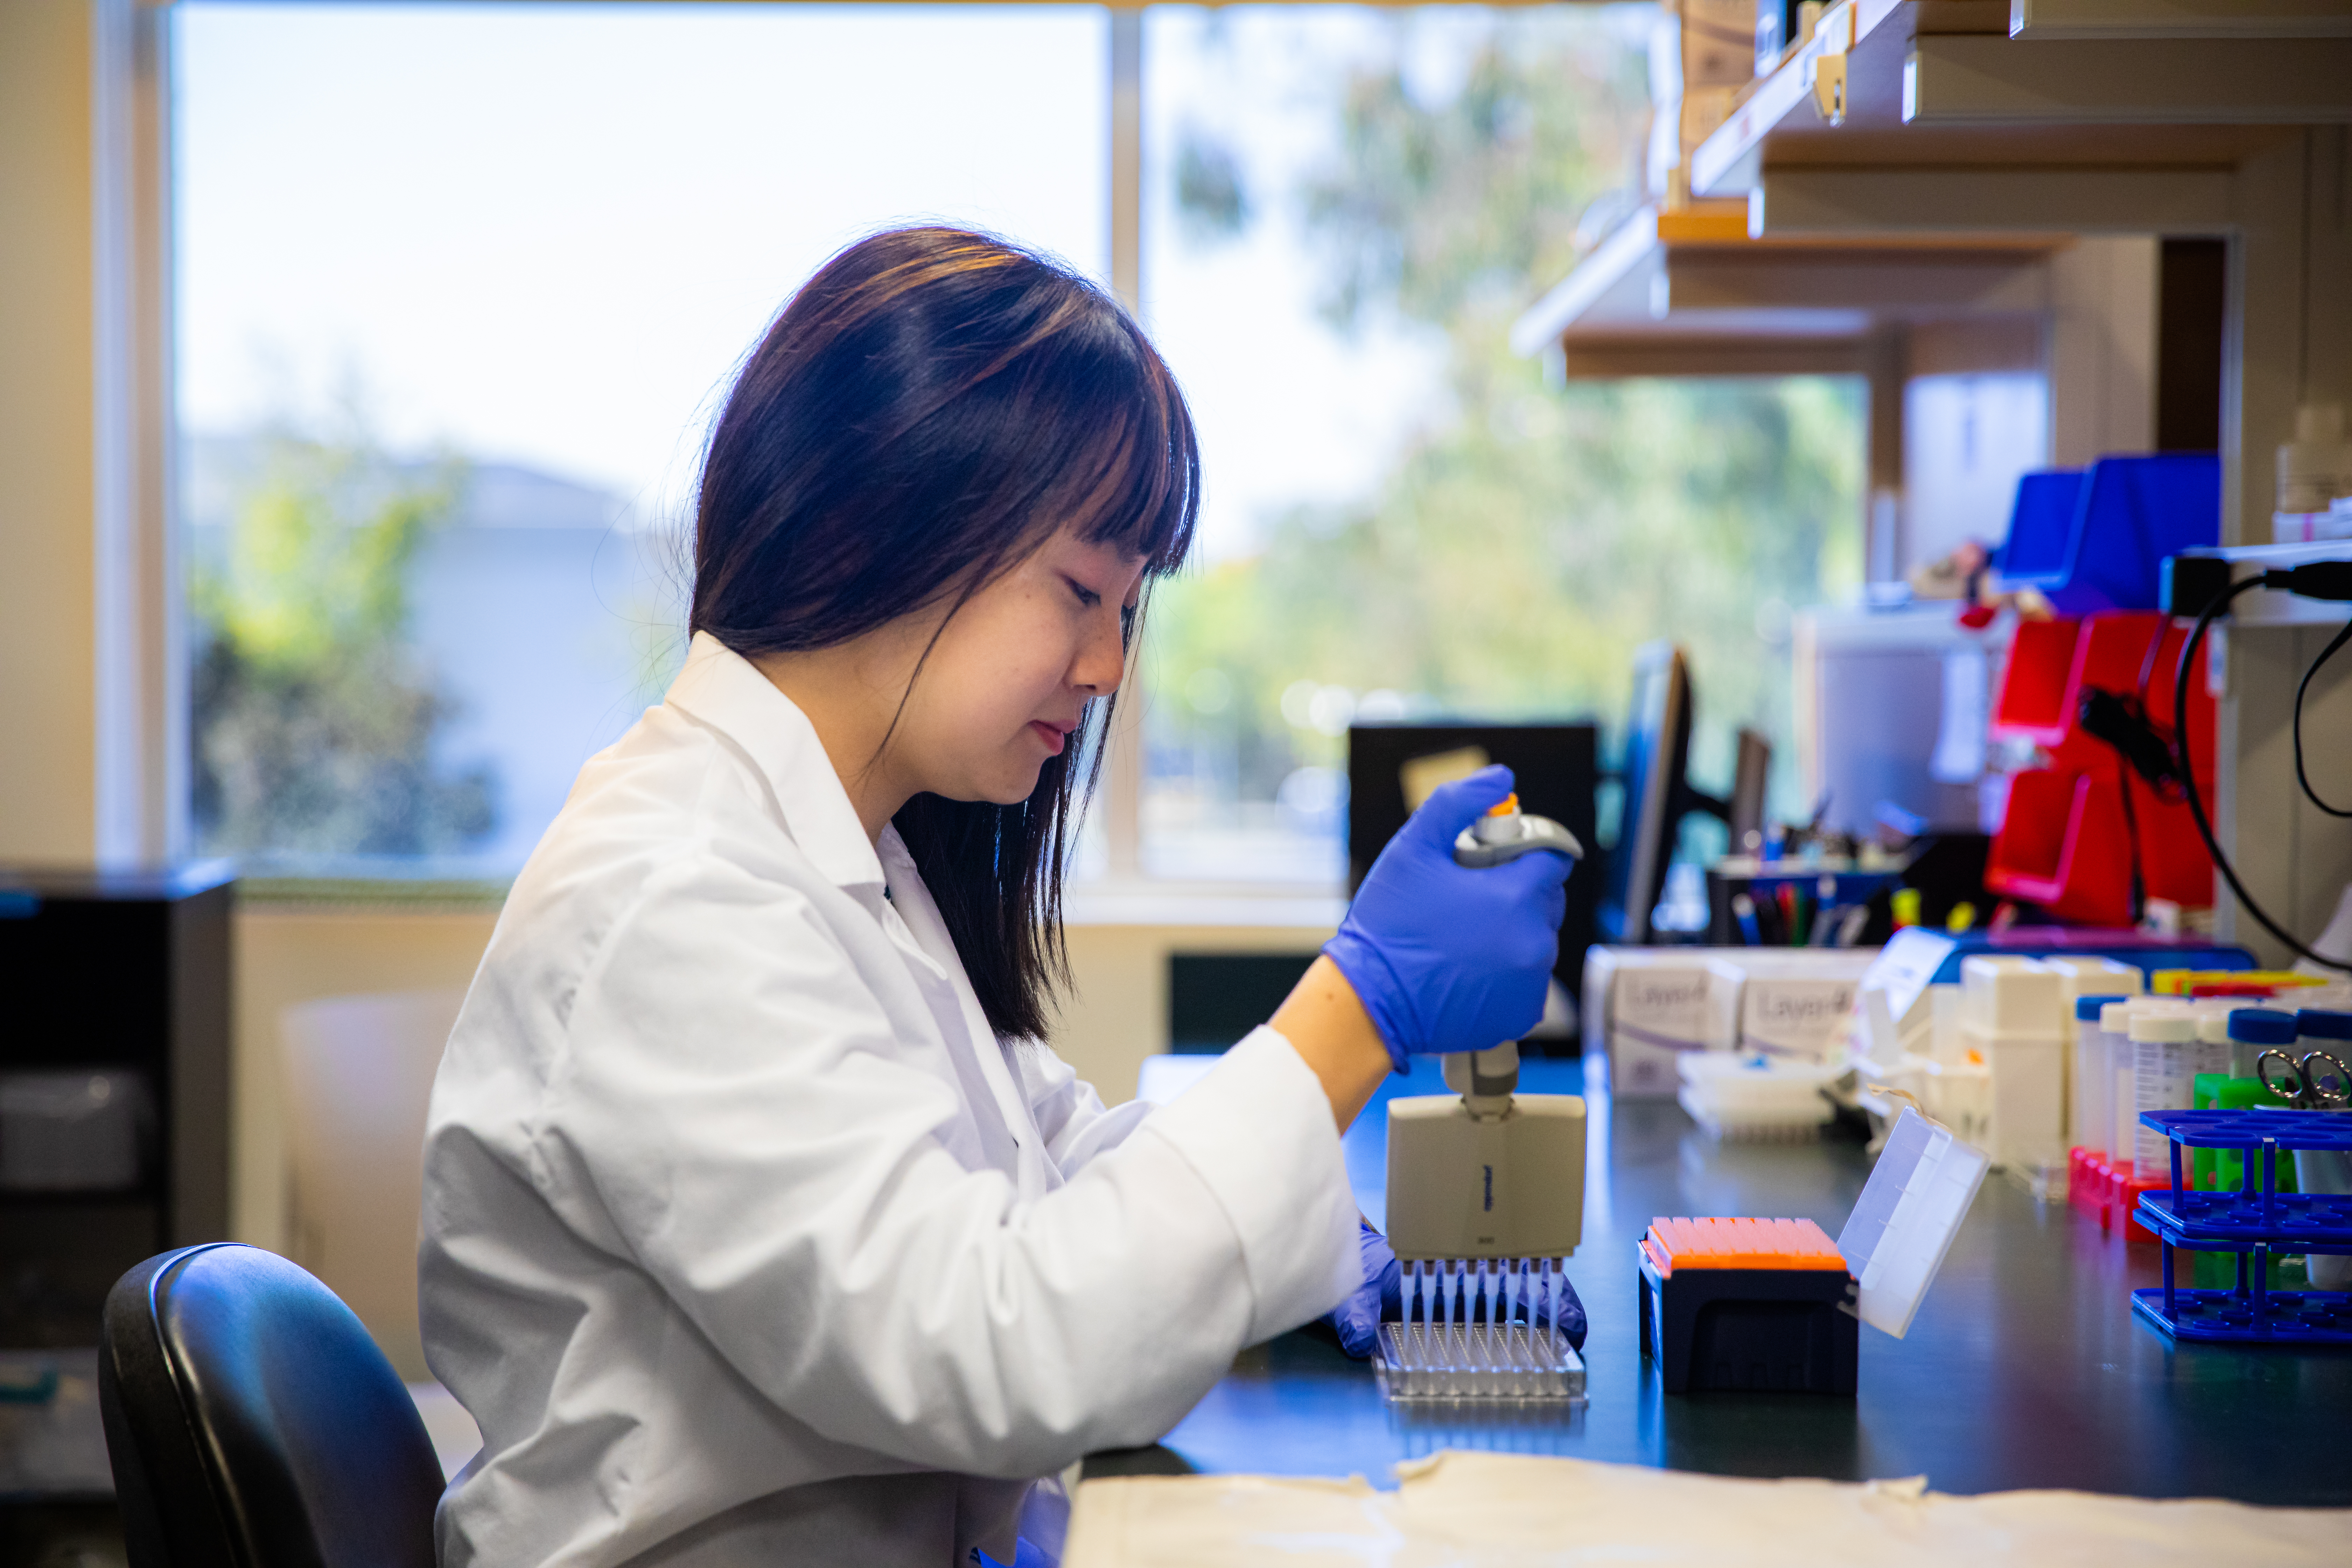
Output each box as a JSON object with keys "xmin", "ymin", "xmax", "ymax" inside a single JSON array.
[
  {"xmin": 0, "ymin": 0, "xmax": 104, "ymax": 863},
  {"xmin": 2046, "ymin": 236, "xmax": 2157, "ymax": 469},
  {"xmin": 0, "ymin": 0, "xmax": 175, "ymax": 868}
]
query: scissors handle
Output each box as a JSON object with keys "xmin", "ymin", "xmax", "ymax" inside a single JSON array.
[
  {"xmin": 2255, "ymin": 1048, "xmax": 2352, "ymax": 1109},
  {"xmin": 2300, "ymin": 1050, "xmax": 2352, "ymax": 1108}
]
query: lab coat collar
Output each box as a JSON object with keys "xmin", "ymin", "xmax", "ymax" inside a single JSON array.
[{"xmin": 664, "ymin": 631, "xmax": 886, "ymax": 892}]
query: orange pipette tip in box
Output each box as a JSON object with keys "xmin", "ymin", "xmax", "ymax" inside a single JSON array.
[{"xmin": 1640, "ymin": 1217, "xmax": 1847, "ymax": 1279}]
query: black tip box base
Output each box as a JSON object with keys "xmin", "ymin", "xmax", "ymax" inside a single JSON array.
[{"xmin": 1638, "ymin": 1245, "xmax": 1860, "ymax": 1395}]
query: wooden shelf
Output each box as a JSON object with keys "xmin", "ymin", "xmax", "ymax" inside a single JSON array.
[
  {"xmin": 1689, "ymin": 0, "xmax": 2344, "ymax": 203},
  {"xmin": 1509, "ymin": 198, "xmax": 2060, "ymax": 374},
  {"xmin": 2009, "ymin": 0, "xmax": 2352, "ymax": 42}
]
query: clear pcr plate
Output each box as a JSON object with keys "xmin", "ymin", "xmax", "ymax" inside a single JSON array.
[{"xmin": 1374, "ymin": 1321, "xmax": 1587, "ymax": 1404}]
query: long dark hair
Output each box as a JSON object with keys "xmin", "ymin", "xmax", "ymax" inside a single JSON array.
[{"xmin": 692, "ymin": 227, "xmax": 1198, "ymax": 1040}]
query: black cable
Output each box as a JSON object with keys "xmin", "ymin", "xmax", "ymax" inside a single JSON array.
[
  {"xmin": 2293, "ymin": 611, "xmax": 2352, "ymax": 819},
  {"xmin": 2174, "ymin": 573, "xmax": 2352, "ymax": 973},
  {"xmin": 2113, "ymin": 754, "xmax": 2145, "ymax": 924}
]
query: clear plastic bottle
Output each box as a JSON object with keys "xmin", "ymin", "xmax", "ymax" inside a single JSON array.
[
  {"xmin": 2225, "ymin": 1007, "xmax": 2298, "ymax": 1081},
  {"xmin": 2100, "ymin": 999, "xmax": 2139, "ymax": 1168},
  {"xmin": 2191, "ymin": 1004, "xmax": 2236, "ymax": 1085},
  {"xmin": 2071, "ymin": 994, "xmax": 2126, "ymax": 1158},
  {"xmin": 2131, "ymin": 1009, "xmax": 2200, "ymax": 1183},
  {"xmin": 2295, "ymin": 1007, "xmax": 2352, "ymax": 1072}
]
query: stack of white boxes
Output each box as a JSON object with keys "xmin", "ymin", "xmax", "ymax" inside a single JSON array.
[
  {"xmin": 1585, "ymin": 947, "xmax": 1874, "ymax": 1141},
  {"xmin": 1954, "ymin": 956, "xmax": 2067, "ymax": 1178},
  {"xmin": 1582, "ymin": 948, "xmax": 1715, "ymax": 1098},
  {"xmin": 1914, "ymin": 990, "xmax": 1989, "ymax": 1151},
  {"xmin": 1703, "ymin": 950, "xmax": 1875, "ymax": 1060}
]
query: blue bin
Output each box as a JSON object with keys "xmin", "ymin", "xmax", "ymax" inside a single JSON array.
[{"xmin": 1996, "ymin": 453, "xmax": 2219, "ymax": 615}]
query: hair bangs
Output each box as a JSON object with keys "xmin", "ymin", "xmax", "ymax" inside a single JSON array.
[{"xmin": 1018, "ymin": 323, "xmax": 1200, "ymax": 581}]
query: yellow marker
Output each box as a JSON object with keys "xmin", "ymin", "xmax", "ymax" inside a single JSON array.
[
  {"xmin": 1946, "ymin": 901, "xmax": 1977, "ymax": 934},
  {"xmin": 1891, "ymin": 888, "xmax": 1921, "ymax": 929}
]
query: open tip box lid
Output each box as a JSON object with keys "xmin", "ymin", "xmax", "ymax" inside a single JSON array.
[
  {"xmin": 1834, "ymin": 1107, "xmax": 1990, "ymax": 1339},
  {"xmin": 1643, "ymin": 1108, "xmax": 1989, "ymax": 1341}
]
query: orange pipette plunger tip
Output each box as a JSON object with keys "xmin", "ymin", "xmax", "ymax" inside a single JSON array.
[{"xmin": 1487, "ymin": 794, "xmax": 1519, "ymax": 817}]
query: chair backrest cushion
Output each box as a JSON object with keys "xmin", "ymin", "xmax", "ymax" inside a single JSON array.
[{"xmin": 100, "ymin": 1244, "xmax": 444, "ymax": 1568}]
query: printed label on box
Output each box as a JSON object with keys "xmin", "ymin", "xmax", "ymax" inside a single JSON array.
[
  {"xmin": 1589, "ymin": 949, "xmax": 1718, "ymax": 1099},
  {"xmin": 1744, "ymin": 980, "xmax": 1860, "ymax": 1059}
]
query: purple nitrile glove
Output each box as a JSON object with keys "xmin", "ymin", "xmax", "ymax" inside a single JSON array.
[
  {"xmin": 1322, "ymin": 765, "xmax": 1573, "ymax": 1071},
  {"xmin": 1545, "ymin": 1272, "xmax": 1590, "ymax": 1352},
  {"xmin": 1328, "ymin": 1220, "xmax": 1405, "ymax": 1359}
]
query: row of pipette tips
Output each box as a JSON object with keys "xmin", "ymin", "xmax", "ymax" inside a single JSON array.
[{"xmin": 1399, "ymin": 1255, "xmax": 1573, "ymax": 1332}]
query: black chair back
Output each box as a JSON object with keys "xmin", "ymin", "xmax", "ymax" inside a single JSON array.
[{"xmin": 99, "ymin": 1243, "xmax": 445, "ymax": 1568}]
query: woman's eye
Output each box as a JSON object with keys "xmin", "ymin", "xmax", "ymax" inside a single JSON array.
[{"xmin": 1066, "ymin": 576, "xmax": 1102, "ymax": 609}]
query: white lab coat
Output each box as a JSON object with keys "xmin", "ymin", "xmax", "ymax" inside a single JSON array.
[{"xmin": 420, "ymin": 632, "xmax": 1360, "ymax": 1568}]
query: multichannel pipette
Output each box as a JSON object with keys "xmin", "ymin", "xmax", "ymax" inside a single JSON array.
[{"xmin": 1378, "ymin": 796, "xmax": 1589, "ymax": 1404}]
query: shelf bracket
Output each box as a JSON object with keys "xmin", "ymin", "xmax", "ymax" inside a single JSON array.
[{"xmin": 1804, "ymin": 1, "xmax": 1857, "ymax": 127}]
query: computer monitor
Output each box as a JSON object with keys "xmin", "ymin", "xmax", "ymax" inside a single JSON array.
[
  {"xmin": 1729, "ymin": 727, "xmax": 1772, "ymax": 858},
  {"xmin": 1602, "ymin": 643, "xmax": 1750, "ymax": 944},
  {"xmin": 1603, "ymin": 645, "xmax": 1687, "ymax": 944}
]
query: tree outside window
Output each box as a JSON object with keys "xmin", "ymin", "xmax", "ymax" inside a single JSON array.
[{"xmin": 1140, "ymin": 7, "xmax": 1863, "ymax": 883}]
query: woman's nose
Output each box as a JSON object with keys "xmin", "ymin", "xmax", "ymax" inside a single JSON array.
[{"xmin": 1072, "ymin": 608, "xmax": 1127, "ymax": 695}]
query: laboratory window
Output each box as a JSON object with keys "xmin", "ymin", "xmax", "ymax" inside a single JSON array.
[
  {"xmin": 177, "ymin": 0, "xmax": 1860, "ymax": 894},
  {"xmin": 176, "ymin": 1, "xmax": 1109, "ymax": 878},
  {"xmin": 1137, "ymin": 4, "xmax": 1864, "ymax": 886}
]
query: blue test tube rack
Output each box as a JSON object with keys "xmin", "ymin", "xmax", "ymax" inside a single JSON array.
[{"xmin": 2130, "ymin": 1109, "xmax": 2352, "ymax": 1344}]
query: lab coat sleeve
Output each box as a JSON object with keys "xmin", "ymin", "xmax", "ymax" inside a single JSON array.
[
  {"xmin": 1010, "ymin": 1041, "xmax": 1155, "ymax": 1177},
  {"xmin": 542, "ymin": 854, "xmax": 1360, "ymax": 1481}
]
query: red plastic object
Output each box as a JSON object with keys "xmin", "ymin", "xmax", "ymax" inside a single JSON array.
[
  {"xmin": 2073, "ymin": 1149, "xmax": 2123, "ymax": 1228},
  {"xmin": 2068, "ymin": 1147, "xmax": 2107, "ymax": 1224},
  {"xmin": 2070, "ymin": 1147, "xmax": 2206, "ymax": 1243},
  {"xmin": 1990, "ymin": 617, "xmax": 2086, "ymax": 746},
  {"xmin": 1986, "ymin": 610, "xmax": 2214, "ymax": 921},
  {"xmin": 2131, "ymin": 625, "xmax": 2216, "ymax": 910},
  {"xmin": 2120, "ymin": 1173, "xmax": 2173, "ymax": 1245},
  {"xmin": 1985, "ymin": 769, "xmax": 2135, "ymax": 926}
]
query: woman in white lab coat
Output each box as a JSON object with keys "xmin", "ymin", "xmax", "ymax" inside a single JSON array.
[{"xmin": 419, "ymin": 227, "xmax": 1573, "ymax": 1568}]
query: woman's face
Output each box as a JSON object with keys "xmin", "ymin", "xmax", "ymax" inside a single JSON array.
[{"xmin": 890, "ymin": 529, "xmax": 1149, "ymax": 807}]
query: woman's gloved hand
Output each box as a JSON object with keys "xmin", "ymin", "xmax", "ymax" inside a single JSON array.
[
  {"xmin": 1328, "ymin": 1221, "xmax": 1403, "ymax": 1359},
  {"xmin": 1322, "ymin": 765, "xmax": 1573, "ymax": 1070},
  {"xmin": 1545, "ymin": 1271, "xmax": 1590, "ymax": 1351},
  {"xmin": 1325, "ymin": 1220, "xmax": 1591, "ymax": 1357}
]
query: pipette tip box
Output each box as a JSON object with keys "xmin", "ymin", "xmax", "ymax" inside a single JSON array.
[
  {"xmin": 1638, "ymin": 1109, "xmax": 1990, "ymax": 1393},
  {"xmin": 1637, "ymin": 1218, "xmax": 1858, "ymax": 1395}
]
